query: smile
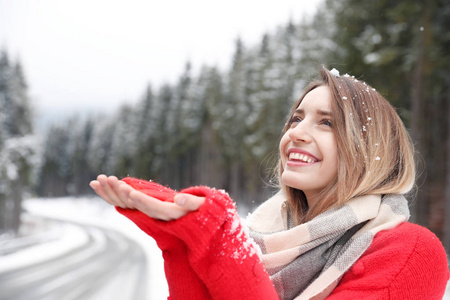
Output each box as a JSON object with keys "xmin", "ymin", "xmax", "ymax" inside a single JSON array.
[{"xmin": 288, "ymin": 152, "xmax": 318, "ymax": 163}]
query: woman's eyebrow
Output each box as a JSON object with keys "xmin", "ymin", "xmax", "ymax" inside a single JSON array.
[
  {"xmin": 316, "ymin": 109, "xmax": 332, "ymax": 116},
  {"xmin": 294, "ymin": 108, "xmax": 332, "ymax": 116}
]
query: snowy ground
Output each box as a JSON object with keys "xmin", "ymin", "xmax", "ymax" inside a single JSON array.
[
  {"xmin": 0, "ymin": 197, "xmax": 168, "ymax": 300},
  {"xmin": 1, "ymin": 196, "xmax": 449, "ymax": 299}
]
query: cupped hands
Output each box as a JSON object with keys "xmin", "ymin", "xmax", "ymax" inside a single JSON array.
[{"xmin": 89, "ymin": 175, "xmax": 205, "ymax": 221}]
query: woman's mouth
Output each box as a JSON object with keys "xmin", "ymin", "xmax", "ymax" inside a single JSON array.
[{"xmin": 289, "ymin": 152, "xmax": 317, "ymax": 163}]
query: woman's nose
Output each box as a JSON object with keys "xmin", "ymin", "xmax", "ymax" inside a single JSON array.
[{"xmin": 288, "ymin": 121, "xmax": 312, "ymax": 143}]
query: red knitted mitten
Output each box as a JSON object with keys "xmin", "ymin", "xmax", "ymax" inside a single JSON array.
[
  {"xmin": 163, "ymin": 186, "xmax": 279, "ymax": 300},
  {"xmin": 121, "ymin": 177, "xmax": 177, "ymax": 202},
  {"xmin": 117, "ymin": 178, "xmax": 210, "ymax": 299}
]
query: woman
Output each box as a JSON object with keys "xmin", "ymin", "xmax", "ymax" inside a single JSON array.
[{"xmin": 90, "ymin": 68, "xmax": 449, "ymax": 299}]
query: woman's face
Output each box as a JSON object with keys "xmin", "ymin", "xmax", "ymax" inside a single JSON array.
[{"xmin": 279, "ymin": 86, "xmax": 338, "ymax": 203}]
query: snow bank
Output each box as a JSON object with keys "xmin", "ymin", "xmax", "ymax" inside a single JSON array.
[
  {"xmin": 0, "ymin": 221, "xmax": 88, "ymax": 272},
  {"xmin": 22, "ymin": 197, "xmax": 169, "ymax": 300}
]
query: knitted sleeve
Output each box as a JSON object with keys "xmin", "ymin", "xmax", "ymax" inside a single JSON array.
[
  {"xmin": 117, "ymin": 178, "xmax": 278, "ymax": 300},
  {"xmin": 326, "ymin": 222, "xmax": 449, "ymax": 300},
  {"xmin": 116, "ymin": 208, "xmax": 210, "ymax": 300},
  {"xmin": 116, "ymin": 178, "xmax": 210, "ymax": 300},
  {"xmin": 162, "ymin": 186, "xmax": 278, "ymax": 300}
]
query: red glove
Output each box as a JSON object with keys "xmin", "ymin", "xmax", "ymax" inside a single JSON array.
[{"xmin": 117, "ymin": 178, "xmax": 210, "ymax": 299}]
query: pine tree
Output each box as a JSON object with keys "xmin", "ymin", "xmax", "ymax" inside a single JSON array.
[
  {"xmin": 109, "ymin": 104, "xmax": 139, "ymax": 177},
  {"xmin": 86, "ymin": 114, "xmax": 117, "ymax": 175},
  {"xmin": 168, "ymin": 62, "xmax": 196, "ymax": 189},
  {"xmin": 38, "ymin": 120, "xmax": 74, "ymax": 196},
  {"xmin": 133, "ymin": 84, "xmax": 157, "ymax": 179},
  {"xmin": 71, "ymin": 117, "xmax": 96, "ymax": 195},
  {"xmin": 0, "ymin": 51, "xmax": 35, "ymax": 234},
  {"xmin": 221, "ymin": 38, "xmax": 250, "ymax": 200},
  {"xmin": 195, "ymin": 66, "xmax": 226, "ymax": 189},
  {"xmin": 151, "ymin": 84, "xmax": 174, "ymax": 184}
]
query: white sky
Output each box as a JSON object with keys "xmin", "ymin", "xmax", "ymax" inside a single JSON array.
[{"xmin": 0, "ymin": 0, "xmax": 321, "ymax": 127}]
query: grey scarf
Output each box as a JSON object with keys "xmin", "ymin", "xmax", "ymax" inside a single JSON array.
[{"xmin": 247, "ymin": 193, "xmax": 410, "ymax": 300}]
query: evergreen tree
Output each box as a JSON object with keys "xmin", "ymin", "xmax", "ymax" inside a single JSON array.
[
  {"xmin": 71, "ymin": 117, "xmax": 96, "ymax": 195},
  {"xmin": 194, "ymin": 66, "xmax": 226, "ymax": 189},
  {"xmin": 86, "ymin": 114, "xmax": 117, "ymax": 175},
  {"xmin": 109, "ymin": 104, "xmax": 139, "ymax": 177},
  {"xmin": 242, "ymin": 33, "xmax": 282, "ymax": 204},
  {"xmin": 133, "ymin": 85, "xmax": 157, "ymax": 179},
  {"xmin": 151, "ymin": 84, "xmax": 174, "ymax": 184},
  {"xmin": 38, "ymin": 120, "xmax": 74, "ymax": 196},
  {"xmin": 221, "ymin": 38, "xmax": 250, "ymax": 200},
  {"xmin": 168, "ymin": 62, "xmax": 196, "ymax": 189},
  {"xmin": 0, "ymin": 51, "xmax": 35, "ymax": 234}
]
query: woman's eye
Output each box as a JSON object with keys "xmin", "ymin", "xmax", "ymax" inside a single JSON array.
[
  {"xmin": 288, "ymin": 116, "xmax": 302, "ymax": 128},
  {"xmin": 321, "ymin": 119, "xmax": 333, "ymax": 127}
]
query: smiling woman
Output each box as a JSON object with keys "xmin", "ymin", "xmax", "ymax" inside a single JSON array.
[
  {"xmin": 278, "ymin": 68, "xmax": 417, "ymax": 225},
  {"xmin": 279, "ymin": 86, "xmax": 338, "ymax": 207},
  {"xmin": 90, "ymin": 67, "xmax": 449, "ymax": 299}
]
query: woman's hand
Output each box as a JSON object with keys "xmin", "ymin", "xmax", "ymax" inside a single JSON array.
[{"xmin": 89, "ymin": 175, "xmax": 205, "ymax": 221}]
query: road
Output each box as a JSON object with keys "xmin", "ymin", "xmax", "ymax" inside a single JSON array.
[{"xmin": 0, "ymin": 218, "xmax": 148, "ymax": 300}]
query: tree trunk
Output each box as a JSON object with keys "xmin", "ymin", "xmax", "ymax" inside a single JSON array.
[
  {"xmin": 444, "ymin": 77, "xmax": 450, "ymax": 251},
  {"xmin": 11, "ymin": 179, "xmax": 22, "ymax": 234},
  {"xmin": 0, "ymin": 196, "xmax": 5, "ymax": 233},
  {"xmin": 409, "ymin": 5, "xmax": 430, "ymax": 226}
]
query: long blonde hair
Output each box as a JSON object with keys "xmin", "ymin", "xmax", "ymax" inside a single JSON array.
[{"xmin": 279, "ymin": 68, "xmax": 416, "ymax": 224}]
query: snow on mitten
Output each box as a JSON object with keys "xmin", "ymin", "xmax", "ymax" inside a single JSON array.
[
  {"xmin": 121, "ymin": 177, "xmax": 177, "ymax": 202},
  {"xmin": 117, "ymin": 178, "xmax": 210, "ymax": 299},
  {"xmin": 163, "ymin": 186, "xmax": 278, "ymax": 300}
]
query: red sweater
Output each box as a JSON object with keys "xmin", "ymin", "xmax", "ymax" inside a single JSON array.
[
  {"xmin": 117, "ymin": 178, "xmax": 449, "ymax": 299},
  {"xmin": 328, "ymin": 222, "xmax": 449, "ymax": 299}
]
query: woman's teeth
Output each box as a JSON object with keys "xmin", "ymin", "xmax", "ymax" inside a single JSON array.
[{"xmin": 289, "ymin": 152, "xmax": 316, "ymax": 163}]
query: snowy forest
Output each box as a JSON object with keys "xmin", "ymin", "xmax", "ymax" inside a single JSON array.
[
  {"xmin": 0, "ymin": 51, "xmax": 37, "ymax": 237},
  {"xmin": 1, "ymin": 0, "xmax": 450, "ymax": 252}
]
